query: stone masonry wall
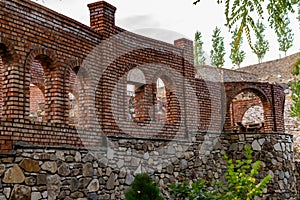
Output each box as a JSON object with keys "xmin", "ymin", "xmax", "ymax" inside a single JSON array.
[{"xmin": 0, "ymin": 134, "xmax": 297, "ymax": 200}]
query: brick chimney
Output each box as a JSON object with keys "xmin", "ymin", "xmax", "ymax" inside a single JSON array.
[
  {"xmin": 174, "ymin": 38, "xmax": 195, "ymax": 79},
  {"xmin": 88, "ymin": 1, "xmax": 116, "ymax": 37}
]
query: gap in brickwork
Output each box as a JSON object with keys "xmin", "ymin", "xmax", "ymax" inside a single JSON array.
[
  {"xmin": 127, "ymin": 68, "xmax": 146, "ymax": 122},
  {"xmin": 231, "ymin": 91, "xmax": 265, "ymax": 133},
  {"xmin": 155, "ymin": 78, "xmax": 166, "ymax": 122},
  {"xmin": 68, "ymin": 69, "xmax": 79, "ymax": 125},
  {"xmin": 242, "ymin": 105, "xmax": 264, "ymax": 124},
  {"xmin": 29, "ymin": 60, "xmax": 45, "ymax": 122}
]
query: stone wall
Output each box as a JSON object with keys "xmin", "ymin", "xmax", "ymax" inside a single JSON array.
[
  {"xmin": 238, "ymin": 53, "xmax": 300, "ymax": 83},
  {"xmin": 0, "ymin": 134, "xmax": 297, "ymax": 199}
]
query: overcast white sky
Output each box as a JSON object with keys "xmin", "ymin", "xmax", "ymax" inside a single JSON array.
[{"xmin": 33, "ymin": 0, "xmax": 300, "ymax": 68}]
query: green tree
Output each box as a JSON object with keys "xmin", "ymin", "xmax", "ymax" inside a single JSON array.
[
  {"xmin": 252, "ymin": 20, "xmax": 269, "ymax": 63},
  {"xmin": 125, "ymin": 173, "xmax": 164, "ymax": 200},
  {"xmin": 230, "ymin": 27, "xmax": 246, "ymax": 68},
  {"xmin": 291, "ymin": 80, "xmax": 300, "ymax": 119},
  {"xmin": 210, "ymin": 27, "xmax": 225, "ymax": 68},
  {"xmin": 277, "ymin": 15, "xmax": 294, "ymax": 57},
  {"xmin": 216, "ymin": 146, "xmax": 271, "ymax": 200},
  {"xmin": 291, "ymin": 59, "xmax": 300, "ymax": 120},
  {"xmin": 194, "ymin": 31, "xmax": 206, "ymax": 65},
  {"xmin": 193, "ymin": 0, "xmax": 298, "ymax": 53},
  {"xmin": 168, "ymin": 146, "xmax": 270, "ymax": 200}
]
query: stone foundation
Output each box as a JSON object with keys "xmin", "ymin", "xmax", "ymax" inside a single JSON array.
[{"xmin": 0, "ymin": 133, "xmax": 298, "ymax": 199}]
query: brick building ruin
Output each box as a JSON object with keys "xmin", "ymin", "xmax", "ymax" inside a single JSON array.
[{"xmin": 0, "ymin": 0, "xmax": 298, "ymax": 199}]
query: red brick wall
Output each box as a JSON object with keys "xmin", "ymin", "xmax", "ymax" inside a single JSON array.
[{"xmin": 0, "ymin": 0, "xmax": 285, "ymax": 151}]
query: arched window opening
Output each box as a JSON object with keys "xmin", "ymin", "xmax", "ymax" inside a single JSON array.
[
  {"xmin": 231, "ymin": 91, "xmax": 264, "ymax": 133},
  {"xmin": 127, "ymin": 68, "xmax": 146, "ymax": 121},
  {"xmin": 29, "ymin": 83, "xmax": 45, "ymax": 122},
  {"xmin": 155, "ymin": 78, "xmax": 166, "ymax": 122},
  {"xmin": 68, "ymin": 69, "xmax": 79, "ymax": 125},
  {"xmin": 30, "ymin": 59, "xmax": 46, "ymax": 122}
]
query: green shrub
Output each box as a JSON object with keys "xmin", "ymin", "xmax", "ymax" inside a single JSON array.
[
  {"xmin": 125, "ymin": 173, "xmax": 164, "ymax": 200},
  {"xmin": 168, "ymin": 146, "xmax": 270, "ymax": 200},
  {"xmin": 168, "ymin": 179, "xmax": 216, "ymax": 200},
  {"xmin": 216, "ymin": 146, "xmax": 271, "ymax": 200}
]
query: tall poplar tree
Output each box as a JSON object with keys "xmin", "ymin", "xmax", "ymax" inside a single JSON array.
[
  {"xmin": 210, "ymin": 27, "xmax": 225, "ymax": 68},
  {"xmin": 194, "ymin": 31, "xmax": 206, "ymax": 65},
  {"xmin": 277, "ymin": 15, "xmax": 294, "ymax": 57},
  {"xmin": 252, "ymin": 20, "xmax": 269, "ymax": 63},
  {"xmin": 230, "ymin": 27, "xmax": 246, "ymax": 68}
]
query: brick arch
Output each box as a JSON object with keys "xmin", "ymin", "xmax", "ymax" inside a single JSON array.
[
  {"xmin": 232, "ymin": 97, "xmax": 263, "ymax": 124},
  {"xmin": 98, "ymin": 48, "xmax": 184, "ymax": 137},
  {"xmin": 225, "ymin": 86, "xmax": 273, "ymax": 133},
  {"xmin": 151, "ymin": 71, "xmax": 180, "ymax": 123},
  {"xmin": 25, "ymin": 47, "xmax": 62, "ymax": 123},
  {"xmin": 63, "ymin": 58, "xmax": 91, "ymax": 125}
]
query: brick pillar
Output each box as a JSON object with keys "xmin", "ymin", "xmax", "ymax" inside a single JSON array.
[
  {"xmin": 174, "ymin": 38, "xmax": 194, "ymax": 79},
  {"xmin": 88, "ymin": 1, "xmax": 116, "ymax": 37},
  {"xmin": 174, "ymin": 38, "xmax": 198, "ymax": 135},
  {"xmin": 2, "ymin": 64, "xmax": 25, "ymax": 120}
]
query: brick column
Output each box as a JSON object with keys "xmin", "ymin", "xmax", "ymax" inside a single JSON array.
[{"xmin": 88, "ymin": 1, "xmax": 116, "ymax": 38}]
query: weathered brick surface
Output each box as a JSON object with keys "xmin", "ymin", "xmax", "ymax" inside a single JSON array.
[{"xmin": 0, "ymin": 0, "xmax": 286, "ymax": 151}]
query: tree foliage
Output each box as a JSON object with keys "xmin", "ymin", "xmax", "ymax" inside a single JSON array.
[
  {"xmin": 252, "ymin": 20, "xmax": 269, "ymax": 63},
  {"xmin": 230, "ymin": 27, "xmax": 246, "ymax": 68},
  {"xmin": 168, "ymin": 179, "xmax": 216, "ymax": 200},
  {"xmin": 291, "ymin": 80, "xmax": 300, "ymax": 119},
  {"xmin": 277, "ymin": 15, "xmax": 294, "ymax": 56},
  {"xmin": 125, "ymin": 173, "xmax": 164, "ymax": 200},
  {"xmin": 210, "ymin": 27, "xmax": 226, "ymax": 68},
  {"xmin": 193, "ymin": 0, "xmax": 298, "ymax": 53},
  {"xmin": 194, "ymin": 31, "xmax": 206, "ymax": 65},
  {"xmin": 168, "ymin": 146, "xmax": 271, "ymax": 200},
  {"xmin": 216, "ymin": 146, "xmax": 271, "ymax": 200},
  {"xmin": 291, "ymin": 58, "xmax": 300, "ymax": 120}
]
